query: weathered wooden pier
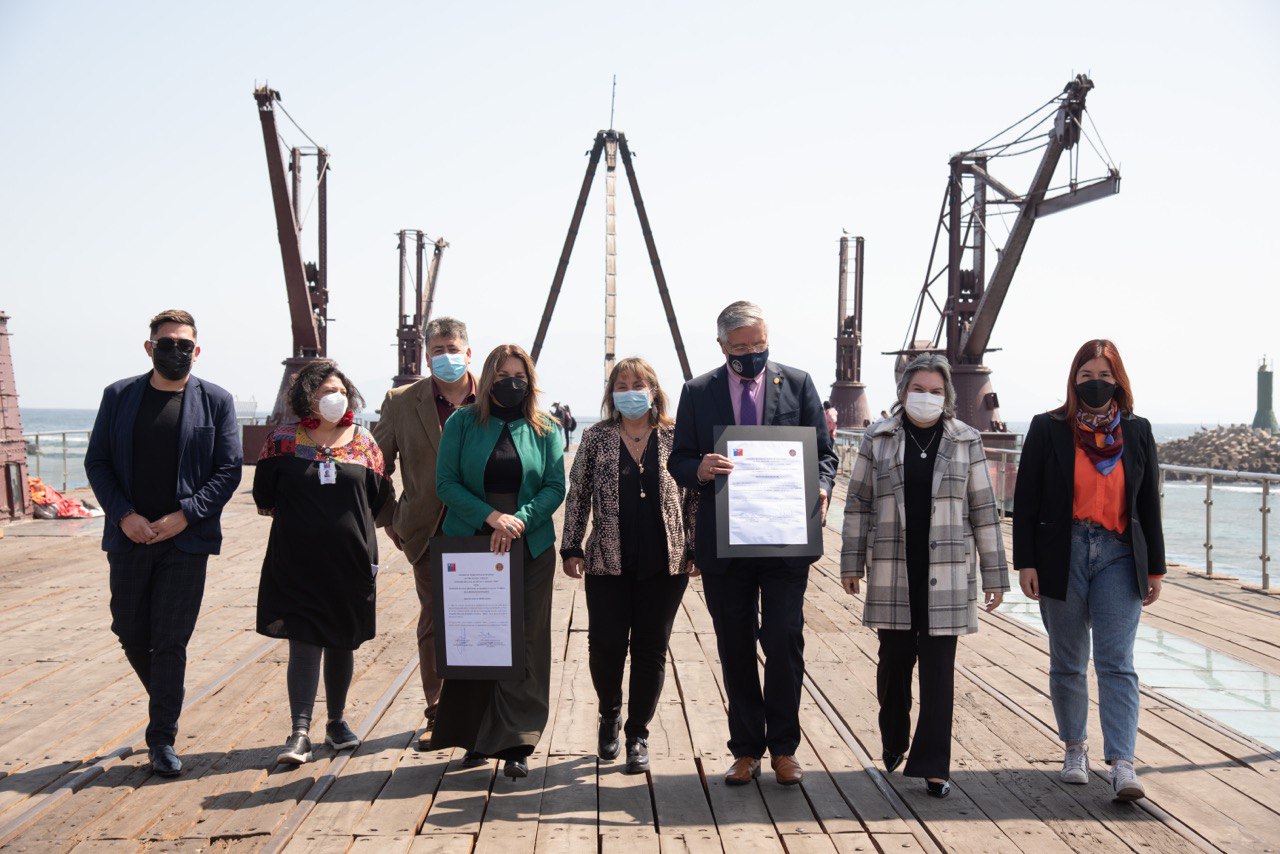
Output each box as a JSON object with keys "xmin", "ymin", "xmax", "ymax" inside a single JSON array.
[{"xmin": 0, "ymin": 471, "xmax": 1277, "ymax": 852}]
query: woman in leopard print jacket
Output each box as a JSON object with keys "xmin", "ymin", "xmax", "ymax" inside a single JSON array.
[{"xmin": 561, "ymin": 356, "xmax": 696, "ymax": 774}]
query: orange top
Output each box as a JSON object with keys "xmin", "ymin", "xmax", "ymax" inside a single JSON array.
[{"xmin": 1073, "ymin": 445, "xmax": 1127, "ymax": 534}]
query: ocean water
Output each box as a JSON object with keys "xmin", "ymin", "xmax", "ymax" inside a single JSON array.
[{"xmin": 15, "ymin": 410, "xmax": 1272, "ymax": 586}]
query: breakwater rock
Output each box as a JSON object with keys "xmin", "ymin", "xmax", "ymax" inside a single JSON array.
[{"xmin": 1159, "ymin": 425, "xmax": 1280, "ymax": 476}]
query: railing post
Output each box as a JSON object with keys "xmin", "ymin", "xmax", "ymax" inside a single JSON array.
[
  {"xmin": 61, "ymin": 432, "xmax": 68, "ymax": 493},
  {"xmin": 1204, "ymin": 474, "xmax": 1214, "ymax": 577},
  {"xmin": 1262, "ymin": 480, "xmax": 1271, "ymax": 591},
  {"xmin": 997, "ymin": 455, "xmax": 1008, "ymax": 519},
  {"xmin": 33, "ymin": 434, "xmax": 41, "ymax": 479},
  {"xmin": 1158, "ymin": 466, "xmax": 1166, "ymax": 518}
]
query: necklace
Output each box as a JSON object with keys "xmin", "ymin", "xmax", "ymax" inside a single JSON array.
[
  {"xmin": 907, "ymin": 423, "xmax": 939, "ymax": 459},
  {"xmin": 620, "ymin": 425, "xmax": 653, "ymax": 498}
]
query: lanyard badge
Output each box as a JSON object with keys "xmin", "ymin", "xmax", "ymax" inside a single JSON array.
[{"xmin": 318, "ymin": 458, "xmax": 337, "ymax": 485}]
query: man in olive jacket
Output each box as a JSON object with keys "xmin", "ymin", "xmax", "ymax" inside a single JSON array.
[{"xmin": 373, "ymin": 317, "xmax": 476, "ymax": 745}]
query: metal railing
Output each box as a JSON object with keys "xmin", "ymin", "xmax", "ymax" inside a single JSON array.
[
  {"xmin": 22, "ymin": 430, "xmax": 92, "ymax": 493},
  {"xmin": 833, "ymin": 428, "xmax": 866, "ymax": 475},
  {"xmin": 984, "ymin": 447, "xmax": 1277, "ymax": 591},
  {"xmin": 22, "ymin": 417, "xmax": 380, "ymax": 495}
]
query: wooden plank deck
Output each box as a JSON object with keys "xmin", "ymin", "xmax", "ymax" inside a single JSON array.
[{"xmin": 1, "ymin": 468, "xmax": 1278, "ymax": 852}]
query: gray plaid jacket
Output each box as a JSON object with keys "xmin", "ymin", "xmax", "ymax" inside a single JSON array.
[{"xmin": 840, "ymin": 415, "xmax": 1009, "ymax": 635}]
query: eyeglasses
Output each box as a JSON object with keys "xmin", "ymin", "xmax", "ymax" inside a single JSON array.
[{"xmin": 150, "ymin": 337, "xmax": 197, "ymax": 354}]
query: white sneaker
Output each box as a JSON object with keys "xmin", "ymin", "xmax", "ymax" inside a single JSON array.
[
  {"xmin": 1110, "ymin": 760, "xmax": 1145, "ymax": 802},
  {"xmin": 1060, "ymin": 742, "xmax": 1089, "ymax": 785}
]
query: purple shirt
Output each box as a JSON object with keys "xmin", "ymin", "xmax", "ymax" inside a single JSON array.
[{"xmin": 728, "ymin": 370, "xmax": 765, "ymax": 425}]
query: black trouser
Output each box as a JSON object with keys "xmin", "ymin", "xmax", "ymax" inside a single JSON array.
[
  {"xmin": 701, "ymin": 560, "xmax": 807, "ymax": 759},
  {"xmin": 107, "ymin": 541, "xmax": 209, "ymax": 748},
  {"xmin": 876, "ymin": 629, "xmax": 957, "ymax": 779},
  {"xmin": 286, "ymin": 639, "xmax": 355, "ymax": 732},
  {"xmin": 585, "ymin": 571, "xmax": 688, "ymax": 740}
]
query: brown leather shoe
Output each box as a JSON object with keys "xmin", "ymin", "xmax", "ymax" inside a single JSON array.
[
  {"xmin": 771, "ymin": 755, "xmax": 803, "ymax": 786},
  {"xmin": 724, "ymin": 757, "xmax": 761, "ymax": 785}
]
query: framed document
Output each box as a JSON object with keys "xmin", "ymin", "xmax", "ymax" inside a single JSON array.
[
  {"xmin": 714, "ymin": 425, "xmax": 823, "ymax": 559},
  {"xmin": 430, "ymin": 536, "xmax": 526, "ymax": 680}
]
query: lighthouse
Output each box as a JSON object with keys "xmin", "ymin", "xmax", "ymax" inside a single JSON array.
[{"xmin": 1254, "ymin": 357, "xmax": 1278, "ymax": 433}]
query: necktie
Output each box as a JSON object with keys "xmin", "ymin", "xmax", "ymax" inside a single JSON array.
[{"xmin": 739, "ymin": 378, "xmax": 757, "ymax": 426}]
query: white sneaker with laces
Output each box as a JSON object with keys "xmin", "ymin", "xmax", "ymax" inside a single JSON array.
[
  {"xmin": 1110, "ymin": 759, "xmax": 1145, "ymax": 801},
  {"xmin": 1060, "ymin": 742, "xmax": 1089, "ymax": 785}
]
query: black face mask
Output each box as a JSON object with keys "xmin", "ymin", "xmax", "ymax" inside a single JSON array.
[
  {"xmin": 727, "ymin": 347, "xmax": 769, "ymax": 379},
  {"xmin": 1075, "ymin": 379, "xmax": 1117, "ymax": 410},
  {"xmin": 152, "ymin": 348, "xmax": 193, "ymax": 382},
  {"xmin": 491, "ymin": 377, "xmax": 529, "ymax": 409}
]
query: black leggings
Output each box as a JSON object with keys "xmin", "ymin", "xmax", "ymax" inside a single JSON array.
[
  {"xmin": 585, "ymin": 572, "xmax": 688, "ymax": 740},
  {"xmin": 287, "ymin": 639, "xmax": 354, "ymax": 732}
]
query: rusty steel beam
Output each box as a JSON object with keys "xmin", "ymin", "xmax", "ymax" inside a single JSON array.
[
  {"xmin": 531, "ymin": 134, "xmax": 606, "ymax": 363},
  {"xmin": 422, "ymin": 237, "xmax": 448, "ymax": 326},
  {"xmin": 253, "ymin": 87, "xmax": 322, "ymax": 358},
  {"xmin": 1036, "ymin": 171, "xmax": 1121, "ymax": 218},
  {"xmin": 967, "ymin": 163, "xmax": 1021, "ymax": 203},
  {"xmin": 617, "ymin": 134, "xmax": 692, "ymax": 381}
]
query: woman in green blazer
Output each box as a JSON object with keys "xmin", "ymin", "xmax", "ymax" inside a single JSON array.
[{"xmin": 429, "ymin": 343, "xmax": 566, "ymax": 779}]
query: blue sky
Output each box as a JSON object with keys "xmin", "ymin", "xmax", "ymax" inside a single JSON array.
[{"xmin": 2, "ymin": 1, "xmax": 1277, "ymax": 423}]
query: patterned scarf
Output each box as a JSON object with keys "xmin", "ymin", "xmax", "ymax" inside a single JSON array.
[{"xmin": 1074, "ymin": 403, "xmax": 1124, "ymax": 475}]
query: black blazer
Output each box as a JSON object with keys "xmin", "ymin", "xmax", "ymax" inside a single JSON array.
[
  {"xmin": 1011, "ymin": 412, "xmax": 1166, "ymax": 601},
  {"xmin": 668, "ymin": 361, "xmax": 838, "ymax": 575},
  {"xmin": 85, "ymin": 373, "xmax": 244, "ymax": 555}
]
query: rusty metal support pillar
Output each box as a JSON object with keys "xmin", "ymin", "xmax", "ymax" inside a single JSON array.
[
  {"xmin": 393, "ymin": 229, "xmax": 426, "ymax": 388},
  {"xmin": 830, "ymin": 235, "xmax": 870, "ymax": 428},
  {"xmin": 618, "ymin": 134, "xmax": 691, "ymax": 381},
  {"xmin": 531, "ymin": 135, "xmax": 605, "ymax": 363},
  {"xmin": 0, "ymin": 313, "xmax": 31, "ymax": 521}
]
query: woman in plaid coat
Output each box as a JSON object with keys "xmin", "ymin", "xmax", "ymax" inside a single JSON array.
[{"xmin": 840, "ymin": 354, "xmax": 1008, "ymax": 798}]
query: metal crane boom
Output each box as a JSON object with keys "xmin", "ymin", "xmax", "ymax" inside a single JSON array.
[
  {"xmin": 253, "ymin": 86, "xmax": 325, "ymax": 358},
  {"xmin": 961, "ymin": 74, "xmax": 1111, "ymax": 362}
]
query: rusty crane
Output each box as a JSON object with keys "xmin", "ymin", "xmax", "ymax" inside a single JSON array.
[
  {"xmin": 892, "ymin": 73, "xmax": 1121, "ymax": 439},
  {"xmin": 246, "ymin": 85, "xmax": 331, "ymax": 455},
  {"xmin": 392, "ymin": 230, "xmax": 449, "ymax": 387}
]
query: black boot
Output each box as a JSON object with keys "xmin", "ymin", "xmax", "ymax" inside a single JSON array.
[
  {"xmin": 598, "ymin": 716, "xmax": 622, "ymax": 760},
  {"xmin": 625, "ymin": 737, "xmax": 649, "ymax": 774}
]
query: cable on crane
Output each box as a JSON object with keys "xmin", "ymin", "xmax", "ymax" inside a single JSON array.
[{"xmin": 276, "ymin": 100, "xmax": 324, "ymax": 150}]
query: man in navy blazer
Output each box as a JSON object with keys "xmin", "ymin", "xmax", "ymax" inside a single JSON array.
[
  {"xmin": 669, "ymin": 301, "xmax": 837, "ymax": 787},
  {"xmin": 85, "ymin": 309, "xmax": 242, "ymax": 778}
]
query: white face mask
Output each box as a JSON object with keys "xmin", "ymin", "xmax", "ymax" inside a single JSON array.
[
  {"xmin": 904, "ymin": 392, "xmax": 944, "ymax": 423},
  {"xmin": 317, "ymin": 391, "xmax": 349, "ymax": 423}
]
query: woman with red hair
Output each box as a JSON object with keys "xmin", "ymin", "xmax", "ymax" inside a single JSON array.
[{"xmin": 1012, "ymin": 340, "xmax": 1165, "ymax": 802}]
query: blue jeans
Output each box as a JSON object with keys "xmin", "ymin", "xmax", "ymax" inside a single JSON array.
[{"xmin": 1039, "ymin": 523, "xmax": 1142, "ymax": 762}]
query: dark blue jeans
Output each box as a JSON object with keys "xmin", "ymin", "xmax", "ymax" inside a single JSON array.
[
  {"xmin": 702, "ymin": 560, "xmax": 807, "ymax": 759},
  {"xmin": 1039, "ymin": 522, "xmax": 1142, "ymax": 762},
  {"xmin": 108, "ymin": 541, "xmax": 208, "ymax": 748}
]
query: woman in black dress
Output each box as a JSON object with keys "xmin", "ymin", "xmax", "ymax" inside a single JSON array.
[{"xmin": 253, "ymin": 360, "xmax": 391, "ymax": 765}]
